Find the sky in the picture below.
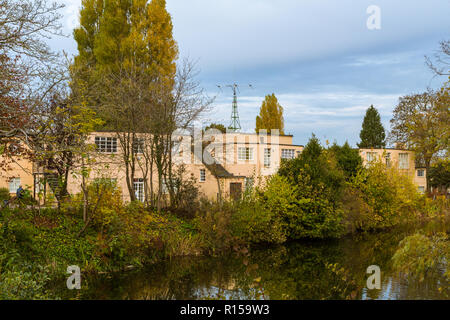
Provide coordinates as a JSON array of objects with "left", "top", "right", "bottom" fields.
[{"left": 53, "top": 0, "right": 450, "bottom": 146}]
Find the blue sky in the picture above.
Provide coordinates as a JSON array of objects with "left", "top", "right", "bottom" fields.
[{"left": 54, "top": 0, "right": 450, "bottom": 146}]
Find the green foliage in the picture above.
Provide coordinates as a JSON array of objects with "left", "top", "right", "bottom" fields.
[
  {"left": 0, "top": 187, "right": 10, "bottom": 202},
  {"left": 279, "top": 134, "right": 346, "bottom": 205},
  {"left": 232, "top": 175, "right": 293, "bottom": 244},
  {"left": 392, "top": 232, "right": 449, "bottom": 289},
  {"left": 329, "top": 141, "right": 363, "bottom": 179},
  {"left": 276, "top": 136, "right": 346, "bottom": 239},
  {"left": 255, "top": 93, "right": 284, "bottom": 134},
  {"left": 357, "top": 105, "right": 386, "bottom": 148},
  {"left": 204, "top": 123, "right": 226, "bottom": 133},
  {"left": 429, "top": 158, "right": 450, "bottom": 192},
  {"left": 194, "top": 200, "right": 236, "bottom": 253},
  {"left": 349, "top": 160, "right": 425, "bottom": 230}
]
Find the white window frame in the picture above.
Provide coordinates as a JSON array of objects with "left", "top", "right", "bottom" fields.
[
  {"left": 133, "top": 178, "right": 144, "bottom": 202},
  {"left": 399, "top": 153, "right": 409, "bottom": 169},
  {"left": 9, "top": 177, "right": 21, "bottom": 193},
  {"left": 281, "top": 149, "right": 295, "bottom": 159},
  {"left": 366, "top": 152, "right": 377, "bottom": 163},
  {"left": 417, "top": 169, "right": 424, "bottom": 177},
  {"left": 95, "top": 136, "right": 118, "bottom": 154},
  {"left": 238, "top": 147, "right": 254, "bottom": 161},
  {"left": 133, "top": 138, "right": 145, "bottom": 154},
  {"left": 200, "top": 169, "right": 206, "bottom": 182}
]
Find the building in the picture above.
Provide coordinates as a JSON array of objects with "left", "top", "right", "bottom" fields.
[
  {"left": 359, "top": 148, "right": 427, "bottom": 193},
  {"left": 64, "top": 132, "right": 304, "bottom": 202},
  {"left": 0, "top": 150, "right": 34, "bottom": 196},
  {"left": 1, "top": 135, "right": 429, "bottom": 202}
]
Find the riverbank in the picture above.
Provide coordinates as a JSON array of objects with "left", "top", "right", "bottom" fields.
[
  {"left": 1, "top": 201, "right": 449, "bottom": 300},
  {"left": 46, "top": 219, "right": 450, "bottom": 300}
]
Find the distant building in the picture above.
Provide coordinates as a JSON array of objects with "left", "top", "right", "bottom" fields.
[{"left": 359, "top": 148, "right": 427, "bottom": 193}]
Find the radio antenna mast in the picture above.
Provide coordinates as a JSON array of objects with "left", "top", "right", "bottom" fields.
[{"left": 217, "top": 83, "right": 253, "bottom": 132}]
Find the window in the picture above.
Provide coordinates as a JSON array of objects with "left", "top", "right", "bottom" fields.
[
  {"left": 9, "top": 177, "right": 20, "bottom": 193},
  {"left": 95, "top": 137, "right": 117, "bottom": 153},
  {"left": 418, "top": 186, "right": 425, "bottom": 194},
  {"left": 385, "top": 153, "right": 391, "bottom": 168},
  {"left": 417, "top": 169, "right": 424, "bottom": 177},
  {"left": 366, "top": 152, "right": 377, "bottom": 163},
  {"left": 399, "top": 153, "right": 409, "bottom": 169},
  {"left": 132, "top": 138, "right": 144, "bottom": 154},
  {"left": 200, "top": 169, "right": 206, "bottom": 182},
  {"left": 264, "top": 148, "right": 271, "bottom": 167},
  {"left": 133, "top": 178, "right": 144, "bottom": 202},
  {"left": 93, "top": 178, "right": 117, "bottom": 188},
  {"left": 238, "top": 147, "right": 253, "bottom": 161},
  {"left": 245, "top": 177, "right": 254, "bottom": 191},
  {"left": 281, "top": 149, "right": 295, "bottom": 159}
]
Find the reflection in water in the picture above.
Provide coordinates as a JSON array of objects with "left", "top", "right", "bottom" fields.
[{"left": 53, "top": 222, "right": 449, "bottom": 300}]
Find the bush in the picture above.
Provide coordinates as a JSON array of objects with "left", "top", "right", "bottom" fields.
[
  {"left": 349, "top": 160, "right": 425, "bottom": 230},
  {"left": 232, "top": 175, "right": 291, "bottom": 244},
  {"left": 0, "top": 187, "right": 10, "bottom": 202},
  {"left": 194, "top": 200, "right": 237, "bottom": 253}
]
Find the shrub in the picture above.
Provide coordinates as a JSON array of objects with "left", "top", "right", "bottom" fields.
[
  {"left": 0, "top": 187, "right": 10, "bottom": 202},
  {"left": 286, "top": 173, "right": 344, "bottom": 239},
  {"left": 349, "top": 160, "right": 425, "bottom": 230},
  {"left": 194, "top": 200, "right": 236, "bottom": 253},
  {"left": 232, "top": 175, "right": 291, "bottom": 244}
]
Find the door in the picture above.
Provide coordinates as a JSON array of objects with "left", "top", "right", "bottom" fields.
[{"left": 230, "top": 183, "right": 242, "bottom": 201}]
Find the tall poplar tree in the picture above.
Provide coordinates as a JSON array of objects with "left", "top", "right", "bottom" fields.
[
  {"left": 72, "top": 0, "right": 180, "bottom": 203},
  {"left": 255, "top": 93, "right": 284, "bottom": 134},
  {"left": 357, "top": 105, "right": 386, "bottom": 149}
]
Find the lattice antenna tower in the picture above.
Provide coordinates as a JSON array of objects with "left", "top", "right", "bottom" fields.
[{"left": 217, "top": 83, "right": 253, "bottom": 132}]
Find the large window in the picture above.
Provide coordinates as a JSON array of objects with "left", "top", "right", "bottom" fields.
[
  {"left": 385, "top": 153, "right": 391, "bottom": 168},
  {"left": 417, "top": 169, "right": 425, "bottom": 177},
  {"left": 9, "top": 177, "right": 20, "bottom": 193},
  {"left": 281, "top": 149, "right": 295, "bottom": 159},
  {"left": 133, "top": 178, "right": 144, "bottom": 202},
  {"left": 264, "top": 148, "right": 271, "bottom": 167},
  {"left": 399, "top": 153, "right": 409, "bottom": 169},
  {"left": 95, "top": 137, "right": 117, "bottom": 153},
  {"left": 366, "top": 152, "right": 377, "bottom": 163},
  {"left": 238, "top": 147, "right": 253, "bottom": 161},
  {"left": 200, "top": 169, "right": 206, "bottom": 182},
  {"left": 132, "top": 138, "right": 144, "bottom": 154}
]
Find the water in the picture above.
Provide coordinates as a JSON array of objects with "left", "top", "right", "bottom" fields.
[{"left": 54, "top": 222, "right": 449, "bottom": 300}]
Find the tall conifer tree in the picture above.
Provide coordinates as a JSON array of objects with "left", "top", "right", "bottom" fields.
[{"left": 357, "top": 105, "right": 386, "bottom": 148}]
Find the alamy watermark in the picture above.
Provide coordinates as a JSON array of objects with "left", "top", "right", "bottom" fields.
[
  {"left": 367, "top": 5, "right": 381, "bottom": 30},
  {"left": 66, "top": 265, "right": 81, "bottom": 290}
]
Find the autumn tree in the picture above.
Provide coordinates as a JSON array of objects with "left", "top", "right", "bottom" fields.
[
  {"left": 389, "top": 89, "right": 449, "bottom": 192},
  {"left": 428, "top": 159, "right": 450, "bottom": 195},
  {"left": 31, "top": 89, "right": 103, "bottom": 208},
  {"left": 0, "top": 0, "right": 65, "bottom": 143},
  {"left": 73, "top": 0, "right": 210, "bottom": 207},
  {"left": 255, "top": 93, "right": 284, "bottom": 134},
  {"left": 357, "top": 105, "right": 386, "bottom": 149}
]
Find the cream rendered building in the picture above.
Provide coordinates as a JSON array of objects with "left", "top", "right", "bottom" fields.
[
  {"left": 0, "top": 152, "right": 34, "bottom": 196},
  {"left": 63, "top": 132, "right": 304, "bottom": 202},
  {"left": 1, "top": 136, "right": 429, "bottom": 202},
  {"left": 359, "top": 148, "right": 427, "bottom": 193}
]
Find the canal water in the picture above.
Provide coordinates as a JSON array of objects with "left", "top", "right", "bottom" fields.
[{"left": 54, "top": 221, "right": 449, "bottom": 300}]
